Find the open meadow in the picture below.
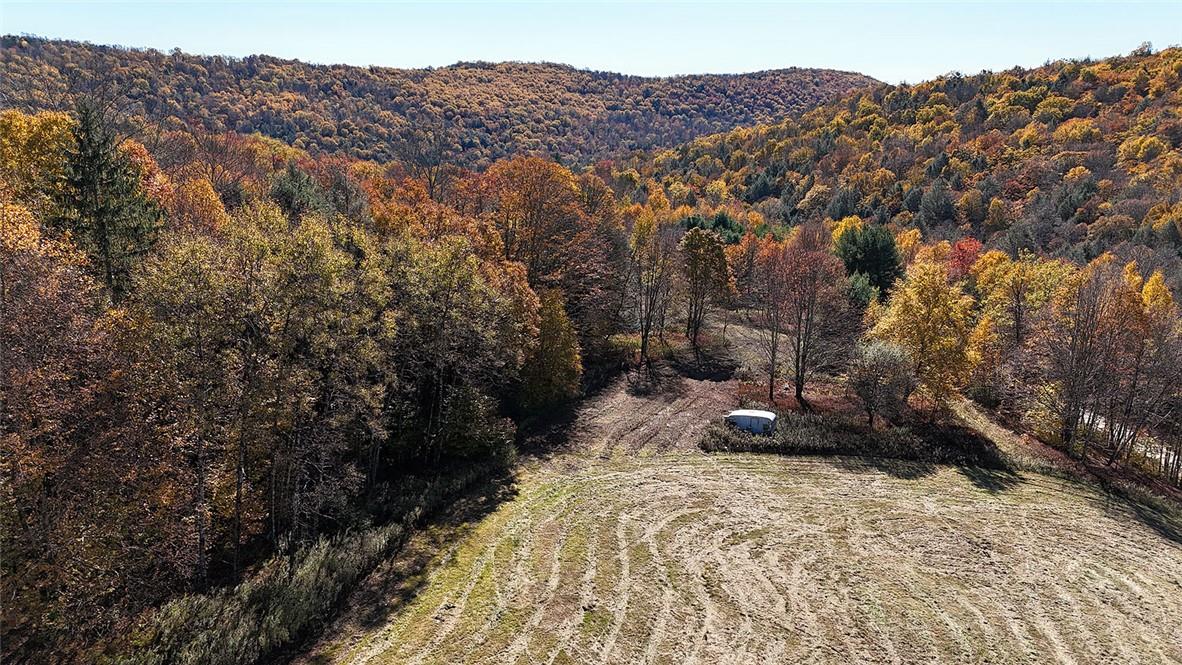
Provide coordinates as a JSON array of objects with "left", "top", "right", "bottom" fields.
[{"left": 298, "top": 374, "right": 1182, "bottom": 665}]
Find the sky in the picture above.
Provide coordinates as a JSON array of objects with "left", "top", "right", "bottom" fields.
[{"left": 2, "top": 1, "right": 1181, "bottom": 84}]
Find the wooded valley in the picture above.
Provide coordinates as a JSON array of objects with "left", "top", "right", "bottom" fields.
[{"left": 2, "top": 35, "right": 1181, "bottom": 665}]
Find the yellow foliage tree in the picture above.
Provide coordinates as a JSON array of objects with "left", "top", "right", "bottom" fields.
[
  {"left": 705, "top": 178, "right": 728, "bottom": 205},
  {"left": 971, "top": 249, "right": 1074, "bottom": 350},
  {"left": 1142, "top": 269, "right": 1175, "bottom": 320},
  {"left": 646, "top": 181, "right": 671, "bottom": 212},
  {"left": 985, "top": 198, "right": 1011, "bottom": 233},
  {"left": 894, "top": 227, "right": 923, "bottom": 264},
  {"left": 519, "top": 289, "right": 583, "bottom": 409},
  {"left": 913, "top": 240, "right": 952, "bottom": 266},
  {"left": 830, "top": 215, "right": 863, "bottom": 247},
  {"left": 872, "top": 258, "right": 975, "bottom": 403},
  {"left": 0, "top": 109, "right": 74, "bottom": 217},
  {"left": 170, "top": 176, "right": 231, "bottom": 232}
]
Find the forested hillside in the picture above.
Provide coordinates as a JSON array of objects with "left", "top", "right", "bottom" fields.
[
  {"left": 0, "top": 35, "right": 876, "bottom": 166},
  {"left": 3, "top": 38, "right": 1182, "bottom": 665},
  {"left": 633, "top": 44, "right": 1182, "bottom": 291},
  {"left": 1, "top": 95, "right": 643, "bottom": 660}
]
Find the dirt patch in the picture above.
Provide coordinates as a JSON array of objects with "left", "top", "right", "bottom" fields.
[{"left": 521, "top": 367, "right": 740, "bottom": 464}]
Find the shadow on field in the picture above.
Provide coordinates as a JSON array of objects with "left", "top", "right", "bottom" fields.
[
  {"left": 516, "top": 400, "right": 583, "bottom": 460},
  {"left": 704, "top": 407, "right": 1031, "bottom": 492},
  {"left": 829, "top": 455, "right": 938, "bottom": 480},
  {"left": 957, "top": 466, "right": 1025, "bottom": 492},
  {"left": 293, "top": 473, "right": 518, "bottom": 665},
  {"left": 827, "top": 456, "right": 1025, "bottom": 491},
  {"left": 373, "top": 473, "right": 516, "bottom": 629},
  {"left": 626, "top": 335, "right": 739, "bottom": 396},
  {"left": 626, "top": 363, "right": 688, "bottom": 397},
  {"left": 1090, "top": 483, "right": 1182, "bottom": 546},
  {"left": 668, "top": 342, "right": 740, "bottom": 381},
  {"left": 1128, "top": 502, "right": 1182, "bottom": 545}
]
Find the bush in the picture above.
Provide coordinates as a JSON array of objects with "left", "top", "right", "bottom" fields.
[
  {"left": 700, "top": 410, "right": 1009, "bottom": 469},
  {"left": 847, "top": 341, "right": 916, "bottom": 426},
  {"left": 440, "top": 387, "right": 518, "bottom": 467}
]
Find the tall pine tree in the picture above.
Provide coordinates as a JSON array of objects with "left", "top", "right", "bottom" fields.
[{"left": 52, "top": 99, "right": 159, "bottom": 300}]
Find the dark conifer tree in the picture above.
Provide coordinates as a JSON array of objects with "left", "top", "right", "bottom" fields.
[
  {"left": 918, "top": 178, "right": 956, "bottom": 227},
  {"left": 52, "top": 99, "right": 160, "bottom": 300},
  {"left": 834, "top": 224, "right": 903, "bottom": 296}
]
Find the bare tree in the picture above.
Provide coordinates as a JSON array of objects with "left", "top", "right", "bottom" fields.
[
  {"left": 1094, "top": 272, "right": 1181, "bottom": 465},
  {"left": 199, "top": 129, "right": 263, "bottom": 202},
  {"left": 848, "top": 341, "right": 916, "bottom": 428},
  {"left": 1029, "top": 260, "right": 1181, "bottom": 463},
  {"left": 393, "top": 117, "right": 458, "bottom": 202},
  {"left": 1030, "top": 263, "right": 1115, "bottom": 454},
  {"left": 747, "top": 238, "right": 791, "bottom": 403},
  {"left": 631, "top": 213, "right": 678, "bottom": 363},
  {"left": 781, "top": 225, "right": 856, "bottom": 405}
]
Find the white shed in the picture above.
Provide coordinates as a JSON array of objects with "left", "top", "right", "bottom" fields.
[{"left": 724, "top": 409, "right": 777, "bottom": 435}]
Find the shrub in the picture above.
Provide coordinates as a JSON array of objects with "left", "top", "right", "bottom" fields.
[
  {"left": 700, "top": 409, "right": 1010, "bottom": 469},
  {"left": 847, "top": 341, "right": 916, "bottom": 427},
  {"left": 440, "top": 388, "right": 518, "bottom": 467}
]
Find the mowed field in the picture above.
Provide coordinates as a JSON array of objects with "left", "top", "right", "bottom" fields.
[{"left": 298, "top": 375, "right": 1182, "bottom": 665}]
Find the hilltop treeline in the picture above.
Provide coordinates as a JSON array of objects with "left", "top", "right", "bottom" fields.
[
  {"left": 633, "top": 44, "right": 1182, "bottom": 291},
  {"left": 0, "top": 35, "right": 876, "bottom": 167}
]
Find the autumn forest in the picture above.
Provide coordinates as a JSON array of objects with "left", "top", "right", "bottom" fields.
[{"left": 3, "top": 32, "right": 1182, "bottom": 665}]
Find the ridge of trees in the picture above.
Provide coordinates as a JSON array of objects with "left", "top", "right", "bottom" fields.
[{"left": 0, "top": 35, "right": 877, "bottom": 168}]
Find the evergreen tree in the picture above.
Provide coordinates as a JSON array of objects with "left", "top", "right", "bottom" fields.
[
  {"left": 826, "top": 184, "right": 862, "bottom": 220},
  {"left": 52, "top": 99, "right": 159, "bottom": 300},
  {"left": 903, "top": 185, "right": 924, "bottom": 213},
  {"left": 271, "top": 161, "right": 330, "bottom": 221},
  {"left": 834, "top": 224, "right": 903, "bottom": 296},
  {"left": 743, "top": 170, "right": 776, "bottom": 203}
]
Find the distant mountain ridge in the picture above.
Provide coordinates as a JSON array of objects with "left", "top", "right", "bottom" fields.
[{"left": 0, "top": 35, "right": 878, "bottom": 167}]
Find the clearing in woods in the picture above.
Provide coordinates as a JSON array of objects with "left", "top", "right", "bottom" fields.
[{"left": 297, "top": 371, "right": 1182, "bottom": 664}]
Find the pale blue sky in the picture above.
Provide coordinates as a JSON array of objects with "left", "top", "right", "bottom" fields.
[{"left": 2, "top": 1, "right": 1180, "bottom": 83}]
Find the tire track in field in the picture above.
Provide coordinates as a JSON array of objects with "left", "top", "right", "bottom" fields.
[
  {"left": 400, "top": 492, "right": 558, "bottom": 665},
  {"left": 593, "top": 508, "right": 634, "bottom": 664},
  {"left": 541, "top": 503, "right": 599, "bottom": 665},
  {"left": 299, "top": 375, "right": 1182, "bottom": 665}
]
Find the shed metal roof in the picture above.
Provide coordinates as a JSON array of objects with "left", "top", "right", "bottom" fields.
[{"left": 725, "top": 409, "right": 777, "bottom": 420}]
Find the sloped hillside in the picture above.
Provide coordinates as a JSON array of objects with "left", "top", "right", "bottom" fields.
[
  {"left": 0, "top": 35, "right": 877, "bottom": 167},
  {"left": 639, "top": 45, "right": 1182, "bottom": 288}
]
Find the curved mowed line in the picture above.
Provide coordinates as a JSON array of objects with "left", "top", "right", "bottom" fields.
[{"left": 331, "top": 455, "right": 1182, "bottom": 664}]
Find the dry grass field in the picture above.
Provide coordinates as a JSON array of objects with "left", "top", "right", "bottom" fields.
[{"left": 297, "top": 374, "right": 1182, "bottom": 665}]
